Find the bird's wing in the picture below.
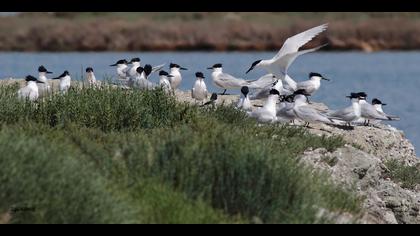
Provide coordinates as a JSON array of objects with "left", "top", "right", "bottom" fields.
[
  {"left": 296, "top": 80, "right": 315, "bottom": 91},
  {"left": 328, "top": 106, "right": 353, "bottom": 118},
  {"left": 276, "top": 44, "right": 327, "bottom": 74},
  {"left": 218, "top": 73, "right": 249, "bottom": 87},
  {"left": 247, "top": 73, "right": 276, "bottom": 89},
  {"left": 273, "top": 23, "right": 328, "bottom": 61},
  {"left": 152, "top": 64, "right": 166, "bottom": 73},
  {"left": 297, "top": 106, "right": 332, "bottom": 123},
  {"left": 362, "top": 105, "right": 389, "bottom": 120}
]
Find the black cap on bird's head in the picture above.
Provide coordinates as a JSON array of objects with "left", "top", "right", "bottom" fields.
[
  {"left": 285, "top": 95, "right": 295, "bottom": 103},
  {"left": 26, "top": 75, "right": 44, "bottom": 83},
  {"left": 38, "top": 65, "right": 53, "bottom": 74},
  {"left": 195, "top": 72, "right": 205, "bottom": 79},
  {"left": 357, "top": 92, "right": 367, "bottom": 100},
  {"left": 52, "top": 70, "right": 70, "bottom": 79},
  {"left": 143, "top": 64, "right": 153, "bottom": 77},
  {"left": 246, "top": 60, "right": 262, "bottom": 74},
  {"left": 309, "top": 72, "right": 329, "bottom": 81},
  {"left": 241, "top": 86, "right": 249, "bottom": 96},
  {"left": 372, "top": 98, "right": 387, "bottom": 106},
  {"left": 86, "top": 67, "right": 94, "bottom": 73},
  {"left": 136, "top": 66, "right": 144, "bottom": 74},
  {"left": 170, "top": 63, "right": 188, "bottom": 70},
  {"left": 159, "top": 70, "right": 174, "bottom": 77},
  {"left": 207, "top": 63, "right": 222, "bottom": 70},
  {"left": 269, "top": 89, "right": 280, "bottom": 96},
  {"left": 293, "top": 89, "right": 311, "bottom": 96},
  {"left": 110, "top": 59, "right": 128, "bottom": 67},
  {"left": 346, "top": 92, "right": 360, "bottom": 99},
  {"left": 129, "top": 58, "right": 140, "bottom": 63}
]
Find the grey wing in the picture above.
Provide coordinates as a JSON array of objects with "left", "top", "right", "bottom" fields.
[
  {"left": 219, "top": 73, "right": 249, "bottom": 87},
  {"left": 298, "top": 106, "right": 332, "bottom": 123},
  {"left": 362, "top": 105, "right": 389, "bottom": 120},
  {"left": 328, "top": 106, "right": 353, "bottom": 118},
  {"left": 152, "top": 64, "right": 165, "bottom": 73},
  {"left": 247, "top": 73, "right": 275, "bottom": 89}
]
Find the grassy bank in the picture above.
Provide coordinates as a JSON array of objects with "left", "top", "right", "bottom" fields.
[
  {"left": 1, "top": 12, "right": 420, "bottom": 51},
  {"left": 0, "top": 84, "right": 361, "bottom": 223}
]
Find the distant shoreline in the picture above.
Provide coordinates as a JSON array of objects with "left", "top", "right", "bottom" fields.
[{"left": 2, "top": 13, "right": 420, "bottom": 52}]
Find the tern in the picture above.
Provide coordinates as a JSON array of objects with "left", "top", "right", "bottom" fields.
[
  {"left": 169, "top": 63, "right": 188, "bottom": 92},
  {"left": 245, "top": 23, "right": 328, "bottom": 91},
  {"left": 208, "top": 63, "right": 251, "bottom": 95},
  {"left": 236, "top": 86, "right": 252, "bottom": 112},
  {"left": 247, "top": 89, "right": 280, "bottom": 123},
  {"left": 52, "top": 70, "right": 71, "bottom": 93},
  {"left": 191, "top": 72, "right": 208, "bottom": 103},
  {"left": 37, "top": 65, "right": 53, "bottom": 98},
  {"left": 17, "top": 75, "right": 45, "bottom": 101}
]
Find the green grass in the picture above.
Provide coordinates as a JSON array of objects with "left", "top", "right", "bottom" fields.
[
  {"left": 0, "top": 84, "right": 361, "bottom": 223},
  {"left": 385, "top": 159, "right": 420, "bottom": 190}
]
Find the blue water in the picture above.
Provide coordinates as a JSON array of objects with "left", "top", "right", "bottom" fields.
[{"left": 0, "top": 51, "right": 419, "bottom": 153}]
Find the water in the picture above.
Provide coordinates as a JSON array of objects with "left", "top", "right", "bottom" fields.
[{"left": 0, "top": 51, "right": 419, "bottom": 153}]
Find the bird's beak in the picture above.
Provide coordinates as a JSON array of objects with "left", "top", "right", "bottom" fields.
[
  {"left": 322, "top": 77, "right": 330, "bottom": 81},
  {"left": 207, "top": 67, "right": 213, "bottom": 70},
  {"left": 180, "top": 67, "right": 188, "bottom": 70},
  {"left": 36, "top": 80, "right": 45, "bottom": 84},
  {"left": 167, "top": 75, "right": 174, "bottom": 78},
  {"left": 346, "top": 96, "right": 351, "bottom": 98},
  {"left": 47, "top": 71, "right": 53, "bottom": 74},
  {"left": 245, "top": 66, "right": 254, "bottom": 74},
  {"left": 382, "top": 103, "right": 387, "bottom": 106},
  {"left": 127, "top": 62, "right": 133, "bottom": 64},
  {"left": 110, "top": 64, "right": 117, "bottom": 67}
]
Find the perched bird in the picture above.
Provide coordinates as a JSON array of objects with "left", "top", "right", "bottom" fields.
[
  {"left": 291, "top": 89, "right": 334, "bottom": 126},
  {"left": 169, "top": 63, "right": 188, "bottom": 92},
  {"left": 236, "top": 86, "right": 252, "bottom": 111},
  {"left": 37, "top": 65, "right": 53, "bottom": 98},
  {"left": 327, "top": 93, "right": 362, "bottom": 126},
  {"left": 110, "top": 59, "right": 130, "bottom": 80},
  {"left": 128, "top": 57, "right": 141, "bottom": 78},
  {"left": 158, "top": 70, "right": 173, "bottom": 94},
  {"left": 245, "top": 23, "right": 328, "bottom": 91},
  {"left": 357, "top": 92, "right": 394, "bottom": 124},
  {"left": 191, "top": 72, "right": 208, "bottom": 104},
  {"left": 85, "top": 67, "right": 97, "bottom": 86},
  {"left": 18, "top": 75, "right": 45, "bottom": 101},
  {"left": 52, "top": 70, "right": 71, "bottom": 93},
  {"left": 277, "top": 94, "right": 297, "bottom": 123},
  {"left": 132, "top": 65, "right": 155, "bottom": 90},
  {"left": 208, "top": 63, "right": 251, "bottom": 95},
  {"left": 294, "top": 72, "right": 330, "bottom": 95},
  {"left": 372, "top": 98, "right": 400, "bottom": 121},
  {"left": 247, "top": 89, "right": 280, "bottom": 123}
]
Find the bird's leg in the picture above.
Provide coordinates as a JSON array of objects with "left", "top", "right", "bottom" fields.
[{"left": 219, "top": 89, "right": 227, "bottom": 95}]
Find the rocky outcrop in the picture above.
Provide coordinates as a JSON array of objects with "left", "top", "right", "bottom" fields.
[{"left": 2, "top": 80, "right": 419, "bottom": 224}]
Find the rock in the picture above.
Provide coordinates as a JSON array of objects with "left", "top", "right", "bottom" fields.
[{"left": 0, "top": 212, "right": 11, "bottom": 224}]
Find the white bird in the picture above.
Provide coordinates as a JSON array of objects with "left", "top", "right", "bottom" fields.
[
  {"left": 371, "top": 98, "right": 400, "bottom": 121},
  {"left": 132, "top": 65, "right": 156, "bottom": 90},
  {"left": 327, "top": 93, "right": 362, "bottom": 126},
  {"left": 191, "top": 72, "right": 208, "bottom": 103},
  {"left": 169, "top": 63, "right": 188, "bottom": 92},
  {"left": 236, "top": 86, "right": 252, "bottom": 111},
  {"left": 158, "top": 70, "right": 173, "bottom": 94},
  {"left": 18, "top": 75, "right": 45, "bottom": 101},
  {"left": 245, "top": 23, "right": 329, "bottom": 91},
  {"left": 276, "top": 95, "right": 297, "bottom": 122},
  {"left": 247, "top": 89, "right": 280, "bottom": 123},
  {"left": 52, "top": 70, "right": 71, "bottom": 94},
  {"left": 357, "top": 92, "right": 394, "bottom": 124},
  {"left": 85, "top": 67, "right": 97, "bottom": 86},
  {"left": 207, "top": 63, "right": 251, "bottom": 95},
  {"left": 110, "top": 59, "right": 130, "bottom": 80},
  {"left": 294, "top": 72, "right": 330, "bottom": 95},
  {"left": 37, "top": 65, "right": 52, "bottom": 98},
  {"left": 127, "top": 58, "right": 141, "bottom": 79},
  {"left": 292, "top": 90, "right": 334, "bottom": 126}
]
